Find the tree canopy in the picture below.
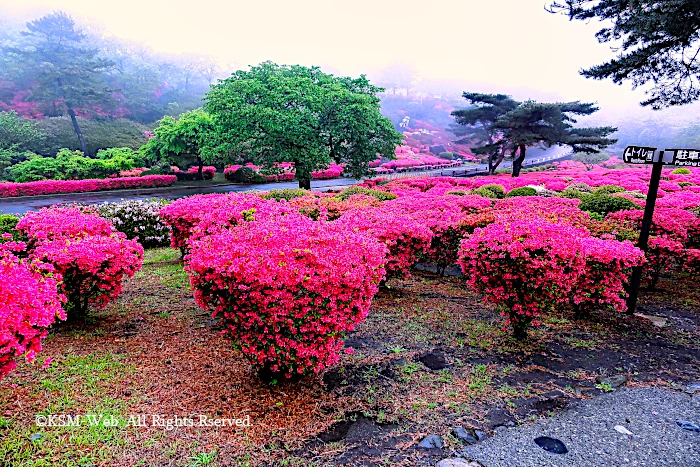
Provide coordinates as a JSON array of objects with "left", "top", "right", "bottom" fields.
[
  {"left": 204, "top": 62, "right": 401, "bottom": 189},
  {"left": 451, "top": 93, "right": 520, "bottom": 174},
  {"left": 140, "top": 109, "right": 215, "bottom": 177},
  {"left": 0, "top": 111, "right": 43, "bottom": 175},
  {"left": 548, "top": 0, "right": 700, "bottom": 109},
  {"left": 4, "top": 12, "right": 115, "bottom": 154},
  {"left": 451, "top": 93, "right": 617, "bottom": 176}
]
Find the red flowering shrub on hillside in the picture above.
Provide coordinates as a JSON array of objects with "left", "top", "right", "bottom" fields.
[
  {"left": 32, "top": 234, "right": 144, "bottom": 318},
  {"left": 0, "top": 175, "right": 177, "bottom": 198},
  {"left": 335, "top": 206, "right": 433, "bottom": 278},
  {"left": 186, "top": 214, "right": 387, "bottom": 378},
  {"left": 0, "top": 243, "right": 65, "bottom": 378}
]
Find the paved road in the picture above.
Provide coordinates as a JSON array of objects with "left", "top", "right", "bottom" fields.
[
  {"left": 0, "top": 146, "right": 570, "bottom": 214},
  {"left": 458, "top": 387, "right": 700, "bottom": 467}
]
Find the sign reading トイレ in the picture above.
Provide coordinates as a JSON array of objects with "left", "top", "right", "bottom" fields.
[{"left": 622, "top": 146, "right": 657, "bottom": 164}]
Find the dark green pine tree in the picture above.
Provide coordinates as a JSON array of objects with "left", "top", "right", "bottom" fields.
[
  {"left": 496, "top": 100, "right": 618, "bottom": 176},
  {"left": 450, "top": 93, "right": 520, "bottom": 174},
  {"left": 6, "top": 12, "right": 114, "bottom": 154},
  {"left": 452, "top": 94, "right": 617, "bottom": 177},
  {"left": 548, "top": 0, "right": 700, "bottom": 109}
]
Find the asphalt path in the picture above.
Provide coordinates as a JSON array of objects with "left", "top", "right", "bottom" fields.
[
  {"left": 458, "top": 387, "right": 700, "bottom": 467},
  {"left": 0, "top": 146, "right": 570, "bottom": 214}
]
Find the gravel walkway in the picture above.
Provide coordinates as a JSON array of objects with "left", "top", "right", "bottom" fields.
[{"left": 458, "top": 387, "right": 700, "bottom": 467}]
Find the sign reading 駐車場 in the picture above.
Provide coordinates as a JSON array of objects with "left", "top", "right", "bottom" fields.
[{"left": 667, "top": 148, "right": 700, "bottom": 167}]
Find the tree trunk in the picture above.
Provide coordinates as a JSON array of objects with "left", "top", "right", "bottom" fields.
[
  {"left": 66, "top": 104, "right": 89, "bottom": 155},
  {"left": 512, "top": 145, "right": 526, "bottom": 177},
  {"left": 197, "top": 157, "right": 204, "bottom": 180},
  {"left": 489, "top": 147, "right": 507, "bottom": 175},
  {"left": 298, "top": 178, "right": 311, "bottom": 190}
]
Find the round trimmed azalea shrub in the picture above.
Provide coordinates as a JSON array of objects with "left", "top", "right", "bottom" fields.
[
  {"left": 459, "top": 220, "right": 587, "bottom": 339},
  {"left": 16, "top": 206, "right": 115, "bottom": 246},
  {"left": 335, "top": 206, "right": 433, "bottom": 278},
  {"left": 32, "top": 234, "right": 144, "bottom": 319},
  {"left": 159, "top": 193, "right": 280, "bottom": 253},
  {"left": 0, "top": 243, "right": 65, "bottom": 378},
  {"left": 186, "top": 214, "right": 388, "bottom": 378},
  {"left": 569, "top": 237, "right": 645, "bottom": 318}
]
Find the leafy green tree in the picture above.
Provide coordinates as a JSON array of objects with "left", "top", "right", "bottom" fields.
[
  {"left": 205, "top": 62, "right": 401, "bottom": 189},
  {"left": 451, "top": 93, "right": 520, "bottom": 174},
  {"left": 548, "top": 0, "right": 700, "bottom": 108},
  {"left": 5, "top": 12, "right": 114, "bottom": 154},
  {"left": 572, "top": 151, "right": 610, "bottom": 170},
  {"left": 0, "top": 111, "right": 43, "bottom": 175},
  {"left": 140, "top": 109, "right": 215, "bottom": 178}
]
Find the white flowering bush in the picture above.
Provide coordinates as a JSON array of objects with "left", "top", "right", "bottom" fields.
[{"left": 97, "top": 199, "right": 172, "bottom": 248}]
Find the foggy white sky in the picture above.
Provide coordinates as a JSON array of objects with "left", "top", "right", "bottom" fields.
[{"left": 1, "top": 0, "right": 696, "bottom": 119}]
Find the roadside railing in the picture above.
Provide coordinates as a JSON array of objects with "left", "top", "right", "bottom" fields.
[{"left": 377, "top": 152, "right": 569, "bottom": 180}]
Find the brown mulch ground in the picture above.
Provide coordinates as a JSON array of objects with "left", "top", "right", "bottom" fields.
[{"left": 1, "top": 248, "right": 698, "bottom": 467}]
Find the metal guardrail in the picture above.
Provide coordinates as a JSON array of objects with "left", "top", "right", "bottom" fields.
[{"left": 378, "top": 153, "right": 566, "bottom": 180}]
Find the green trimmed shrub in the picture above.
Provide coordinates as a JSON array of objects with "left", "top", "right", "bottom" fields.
[
  {"left": 338, "top": 186, "right": 397, "bottom": 201},
  {"left": 261, "top": 189, "right": 309, "bottom": 201},
  {"left": 579, "top": 194, "right": 639, "bottom": 216},
  {"left": 140, "top": 167, "right": 165, "bottom": 176},
  {"left": 559, "top": 188, "right": 592, "bottom": 200},
  {"left": 471, "top": 187, "right": 499, "bottom": 199},
  {"left": 438, "top": 151, "right": 454, "bottom": 160},
  {"left": 0, "top": 214, "right": 24, "bottom": 243},
  {"left": 592, "top": 184, "right": 626, "bottom": 195},
  {"left": 480, "top": 184, "right": 506, "bottom": 199},
  {"left": 228, "top": 166, "right": 266, "bottom": 183},
  {"left": 671, "top": 168, "right": 691, "bottom": 175},
  {"left": 446, "top": 190, "right": 468, "bottom": 196},
  {"left": 506, "top": 186, "right": 537, "bottom": 197}
]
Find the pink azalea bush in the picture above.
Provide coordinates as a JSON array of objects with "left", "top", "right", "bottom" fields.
[
  {"left": 186, "top": 166, "right": 217, "bottom": 179},
  {"left": 0, "top": 175, "right": 177, "bottom": 198},
  {"left": 17, "top": 207, "right": 144, "bottom": 319},
  {"left": 335, "top": 206, "right": 433, "bottom": 278},
  {"left": 159, "top": 193, "right": 284, "bottom": 253},
  {"left": 0, "top": 242, "right": 65, "bottom": 379},
  {"left": 569, "top": 237, "right": 645, "bottom": 318},
  {"left": 186, "top": 213, "right": 387, "bottom": 378},
  {"left": 32, "top": 234, "right": 143, "bottom": 318},
  {"left": 387, "top": 193, "right": 492, "bottom": 273},
  {"left": 17, "top": 207, "right": 115, "bottom": 246},
  {"left": 458, "top": 219, "right": 644, "bottom": 338}
]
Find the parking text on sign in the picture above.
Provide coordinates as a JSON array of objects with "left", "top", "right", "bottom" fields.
[{"left": 669, "top": 148, "right": 700, "bottom": 167}]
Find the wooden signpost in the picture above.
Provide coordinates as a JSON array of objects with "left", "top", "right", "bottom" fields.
[{"left": 623, "top": 145, "right": 700, "bottom": 314}]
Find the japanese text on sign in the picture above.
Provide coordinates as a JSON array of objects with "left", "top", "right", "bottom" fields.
[{"left": 623, "top": 146, "right": 657, "bottom": 164}]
